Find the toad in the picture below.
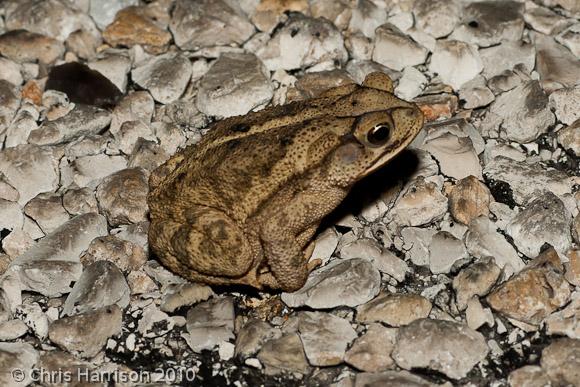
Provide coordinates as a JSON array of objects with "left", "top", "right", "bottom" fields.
[{"left": 148, "top": 72, "right": 424, "bottom": 292}]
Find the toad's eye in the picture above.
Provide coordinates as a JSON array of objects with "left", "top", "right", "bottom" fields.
[{"left": 367, "top": 123, "right": 391, "bottom": 145}]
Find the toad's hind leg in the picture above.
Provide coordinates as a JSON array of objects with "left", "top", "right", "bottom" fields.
[{"left": 149, "top": 208, "right": 255, "bottom": 282}]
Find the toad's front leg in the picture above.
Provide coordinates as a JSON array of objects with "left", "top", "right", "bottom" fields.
[{"left": 259, "top": 187, "right": 346, "bottom": 292}]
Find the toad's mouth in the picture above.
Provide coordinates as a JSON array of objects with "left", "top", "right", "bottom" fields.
[{"left": 359, "top": 137, "right": 409, "bottom": 178}]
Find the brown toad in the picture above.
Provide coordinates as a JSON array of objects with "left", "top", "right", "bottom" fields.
[{"left": 148, "top": 72, "right": 424, "bottom": 292}]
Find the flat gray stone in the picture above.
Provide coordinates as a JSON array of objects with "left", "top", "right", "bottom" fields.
[
  {"left": 422, "top": 133, "right": 482, "bottom": 179},
  {"left": 48, "top": 305, "right": 123, "bottom": 358},
  {"left": 556, "top": 23, "right": 580, "bottom": 58},
  {"left": 64, "top": 154, "right": 128, "bottom": 189},
  {"left": 453, "top": 256, "right": 501, "bottom": 310},
  {"left": 235, "top": 318, "right": 282, "bottom": 360},
  {"left": 485, "top": 80, "right": 554, "bottom": 143},
  {"left": 5, "top": 0, "right": 99, "bottom": 41},
  {"left": 184, "top": 297, "right": 235, "bottom": 353},
  {"left": 257, "top": 13, "right": 347, "bottom": 71},
  {"left": 288, "top": 311, "right": 357, "bottom": 366},
  {"left": 114, "top": 121, "right": 156, "bottom": 155},
  {"left": 281, "top": 258, "right": 380, "bottom": 309},
  {"left": 6, "top": 213, "right": 108, "bottom": 297},
  {"left": 4, "top": 104, "right": 39, "bottom": 148},
  {"left": 373, "top": 24, "right": 428, "bottom": 71},
  {"left": 109, "top": 91, "right": 155, "bottom": 135},
  {"left": 65, "top": 29, "right": 100, "bottom": 61},
  {"left": 23, "top": 193, "right": 70, "bottom": 234},
  {"left": 348, "top": 1, "right": 387, "bottom": 39},
  {"left": 132, "top": 52, "right": 192, "bottom": 104},
  {"left": 459, "top": 75, "right": 495, "bottom": 109},
  {"left": 549, "top": 86, "right": 580, "bottom": 125},
  {"left": 399, "top": 227, "right": 437, "bottom": 267},
  {"left": 160, "top": 282, "right": 214, "bottom": 313},
  {"left": 88, "top": 52, "right": 132, "bottom": 93},
  {"left": 0, "top": 199, "right": 23, "bottom": 232},
  {"left": 391, "top": 177, "right": 448, "bottom": 227},
  {"left": 0, "top": 319, "right": 28, "bottom": 341},
  {"left": 524, "top": 5, "right": 573, "bottom": 36},
  {"left": 196, "top": 53, "right": 273, "bottom": 118},
  {"left": 345, "top": 324, "right": 397, "bottom": 372},
  {"left": 257, "top": 333, "right": 310, "bottom": 375},
  {"left": 0, "top": 342, "right": 39, "bottom": 387},
  {"left": 395, "top": 66, "right": 427, "bottom": 100},
  {"left": 0, "top": 144, "right": 59, "bottom": 205},
  {"left": 464, "top": 216, "right": 524, "bottom": 273},
  {"left": 63, "top": 133, "right": 109, "bottom": 158},
  {"left": 480, "top": 40, "right": 536, "bottom": 79},
  {"left": 354, "top": 370, "right": 435, "bottom": 387},
  {"left": 450, "top": 1, "right": 524, "bottom": 47},
  {"left": 392, "top": 318, "right": 489, "bottom": 379},
  {"left": 535, "top": 33, "right": 580, "bottom": 91},
  {"left": 170, "top": 0, "right": 254, "bottom": 50},
  {"left": 14, "top": 302, "right": 48, "bottom": 340},
  {"left": 62, "top": 187, "right": 98, "bottom": 216},
  {"left": 137, "top": 302, "right": 175, "bottom": 338},
  {"left": 483, "top": 156, "right": 574, "bottom": 205},
  {"left": 63, "top": 260, "right": 130, "bottom": 316},
  {"left": 507, "top": 192, "right": 573, "bottom": 258},
  {"left": 545, "top": 291, "right": 580, "bottom": 339},
  {"left": 429, "top": 40, "right": 483, "bottom": 90},
  {"left": 413, "top": 0, "right": 461, "bottom": 38},
  {"left": 0, "top": 80, "right": 20, "bottom": 135},
  {"left": 28, "top": 105, "right": 111, "bottom": 145},
  {"left": 428, "top": 231, "right": 469, "bottom": 274}
]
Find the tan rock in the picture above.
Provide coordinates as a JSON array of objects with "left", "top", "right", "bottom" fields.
[
  {"left": 127, "top": 270, "right": 158, "bottom": 295},
  {"left": 415, "top": 93, "right": 458, "bottom": 122},
  {"left": 103, "top": 6, "right": 171, "bottom": 54},
  {"left": 0, "top": 254, "right": 12, "bottom": 275},
  {"left": 257, "top": 333, "right": 310, "bottom": 375},
  {"left": 21, "top": 80, "right": 43, "bottom": 106},
  {"left": 252, "top": 0, "right": 309, "bottom": 32},
  {"left": 80, "top": 235, "right": 147, "bottom": 273},
  {"left": 573, "top": 212, "right": 580, "bottom": 243},
  {"left": 345, "top": 324, "right": 397, "bottom": 372},
  {"left": 448, "top": 175, "right": 492, "bottom": 225},
  {"left": 508, "top": 365, "right": 551, "bottom": 387},
  {"left": 95, "top": 167, "right": 149, "bottom": 226},
  {"left": 392, "top": 318, "right": 489, "bottom": 380},
  {"left": 541, "top": 338, "right": 580, "bottom": 386},
  {"left": 294, "top": 69, "right": 354, "bottom": 99},
  {"left": 564, "top": 249, "right": 580, "bottom": 286},
  {"left": 38, "top": 350, "right": 98, "bottom": 386},
  {"left": 48, "top": 305, "right": 123, "bottom": 358},
  {"left": 356, "top": 292, "right": 432, "bottom": 327},
  {"left": 0, "top": 30, "right": 64, "bottom": 64},
  {"left": 545, "top": 291, "right": 580, "bottom": 339},
  {"left": 65, "top": 29, "right": 101, "bottom": 60},
  {"left": 486, "top": 247, "right": 571, "bottom": 325}
]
